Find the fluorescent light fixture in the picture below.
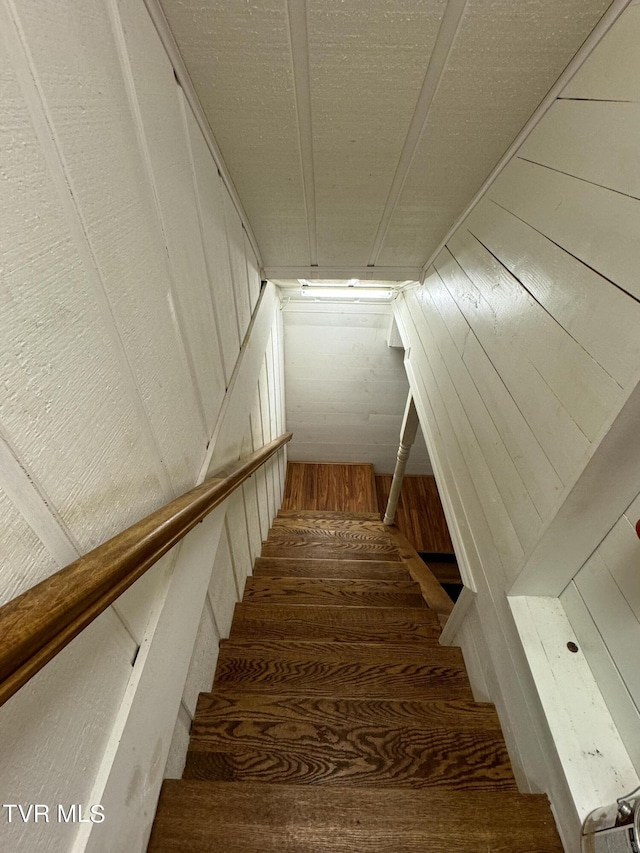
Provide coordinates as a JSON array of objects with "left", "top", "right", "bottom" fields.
[{"left": 300, "top": 287, "right": 393, "bottom": 301}]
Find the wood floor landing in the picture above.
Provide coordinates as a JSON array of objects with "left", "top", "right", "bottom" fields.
[
  {"left": 282, "top": 462, "right": 378, "bottom": 514},
  {"left": 148, "top": 508, "right": 563, "bottom": 852}
]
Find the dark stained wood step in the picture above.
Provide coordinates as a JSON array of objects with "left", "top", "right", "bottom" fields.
[
  {"left": 229, "top": 604, "right": 440, "bottom": 644},
  {"left": 253, "top": 557, "right": 409, "bottom": 580},
  {"left": 272, "top": 516, "right": 388, "bottom": 534},
  {"left": 214, "top": 640, "right": 473, "bottom": 700},
  {"left": 261, "top": 538, "right": 401, "bottom": 561},
  {"left": 267, "top": 526, "right": 392, "bottom": 544},
  {"left": 242, "top": 577, "right": 426, "bottom": 608},
  {"left": 184, "top": 692, "right": 516, "bottom": 790},
  {"left": 149, "top": 782, "right": 563, "bottom": 853},
  {"left": 277, "top": 509, "right": 381, "bottom": 521}
]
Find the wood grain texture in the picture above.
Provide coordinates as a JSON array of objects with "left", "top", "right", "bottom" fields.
[
  {"left": 253, "top": 557, "right": 410, "bottom": 580},
  {"left": 229, "top": 604, "right": 440, "bottom": 644},
  {"left": 272, "top": 516, "right": 387, "bottom": 534},
  {"left": 0, "top": 434, "right": 291, "bottom": 708},
  {"left": 386, "top": 527, "right": 454, "bottom": 617},
  {"left": 267, "top": 524, "right": 389, "bottom": 542},
  {"left": 185, "top": 692, "right": 515, "bottom": 790},
  {"left": 261, "top": 538, "right": 401, "bottom": 561},
  {"left": 214, "top": 639, "right": 473, "bottom": 699},
  {"left": 148, "top": 782, "right": 563, "bottom": 853},
  {"left": 375, "top": 475, "right": 454, "bottom": 553},
  {"left": 282, "top": 462, "right": 378, "bottom": 513},
  {"left": 150, "top": 506, "right": 561, "bottom": 850},
  {"left": 243, "top": 577, "right": 425, "bottom": 608}
]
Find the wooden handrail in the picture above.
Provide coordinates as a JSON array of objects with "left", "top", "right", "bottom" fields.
[{"left": 0, "top": 432, "right": 292, "bottom": 708}]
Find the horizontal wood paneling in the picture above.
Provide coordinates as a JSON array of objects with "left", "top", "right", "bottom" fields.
[
  {"left": 284, "top": 303, "right": 431, "bottom": 473},
  {"left": 397, "top": 3, "right": 640, "bottom": 842}
]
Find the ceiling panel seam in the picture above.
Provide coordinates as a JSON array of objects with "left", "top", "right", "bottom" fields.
[
  {"left": 416, "top": 0, "right": 633, "bottom": 283},
  {"left": 286, "top": 0, "right": 318, "bottom": 267},
  {"left": 367, "top": 0, "right": 469, "bottom": 268},
  {"left": 264, "top": 266, "right": 422, "bottom": 281},
  {"left": 142, "top": 0, "right": 264, "bottom": 268}
]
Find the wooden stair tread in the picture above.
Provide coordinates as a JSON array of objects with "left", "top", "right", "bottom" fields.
[
  {"left": 229, "top": 604, "right": 440, "bottom": 643},
  {"left": 242, "top": 577, "right": 426, "bottom": 608},
  {"left": 149, "top": 782, "right": 562, "bottom": 852},
  {"left": 192, "top": 691, "right": 504, "bottom": 732},
  {"left": 267, "top": 527, "right": 391, "bottom": 543},
  {"left": 277, "top": 509, "right": 381, "bottom": 521},
  {"left": 215, "top": 639, "right": 473, "bottom": 699},
  {"left": 148, "top": 496, "right": 562, "bottom": 852},
  {"left": 185, "top": 692, "right": 515, "bottom": 789},
  {"left": 272, "top": 516, "right": 388, "bottom": 534},
  {"left": 261, "top": 539, "right": 401, "bottom": 561},
  {"left": 253, "top": 557, "right": 409, "bottom": 580}
]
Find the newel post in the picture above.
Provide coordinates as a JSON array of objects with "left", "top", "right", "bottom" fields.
[{"left": 383, "top": 393, "right": 419, "bottom": 525}]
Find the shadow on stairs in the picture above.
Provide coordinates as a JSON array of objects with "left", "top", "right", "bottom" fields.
[{"left": 148, "top": 508, "right": 562, "bottom": 852}]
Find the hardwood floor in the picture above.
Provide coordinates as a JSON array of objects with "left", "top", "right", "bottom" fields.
[
  {"left": 148, "top": 509, "right": 563, "bottom": 852},
  {"left": 375, "top": 474, "right": 453, "bottom": 553},
  {"left": 282, "top": 462, "right": 378, "bottom": 513}
]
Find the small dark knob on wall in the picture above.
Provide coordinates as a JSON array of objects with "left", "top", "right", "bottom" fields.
[{"left": 636, "top": 519, "right": 640, "bottom": 539}]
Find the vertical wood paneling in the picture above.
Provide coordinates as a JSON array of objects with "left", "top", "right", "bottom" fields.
[
  {"left": 9, "top": 0, "right": 206, "bottom": 494},
  {"left": 225, "top": 490, "right": 252, "bottom": 592},
  {"left": 181, "top": 598, "right": 220, "bottom": 717},
  {"left": 0, "top": 609, "right": 136, "bottom": 852},
  {"left": 223, "top": 190, "right": 252, "bottom": 342},
  {"left": 258, "top": 360, "right": 276, "bottom": 520},
  {"left": 112, "top": 553, "right": 172, "bottom": 645},
  {"left": 208, "top": 526, "right": 239, "bottom": 638},
  {"left": 250, "top": 401, "right": 270, "bottom": 540},
  {"left": 0, "top": 19, "right": 169, "bottom": 551},
  {"left": 244, "top": 230, "right": 262, "bottom": 313},
  {"left": 242, "top": 479, "right": 263, "bottom": 563},
  {"left": 114, "top": 0, "right": 226, "bottom": 435},
  {"left": 163, "top": 702, "right": 192, "bottom": 780},
  {"left": 0, "top": 486, "right": 60, "bottom": 606},
  {"left": 182, "top": 100, "right": 240, "bottom": 383},
  {"left": 0, "top": 0, "right": 287, "bottom": 848}
]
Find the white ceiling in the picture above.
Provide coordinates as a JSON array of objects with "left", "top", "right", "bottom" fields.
[{"left": 159, "top": 0, "right": 611, "bottom": 279}]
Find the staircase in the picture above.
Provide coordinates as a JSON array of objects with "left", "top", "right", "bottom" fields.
[{"left": 148, "top": 508, "right": 563, "bottom": 852}]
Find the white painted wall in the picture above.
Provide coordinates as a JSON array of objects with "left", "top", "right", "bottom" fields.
[
  {"left": 395, "top": 5, "right": 640, "bottom": 850},
  {"left": 283, "top": 301, "right": 431, "bottom": 474},
  {"left": 0, "top": 0, "right": 285, "bottom": 850},
  {"left": 561, "top": 488, "right": 640, "bottom": 773}
]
